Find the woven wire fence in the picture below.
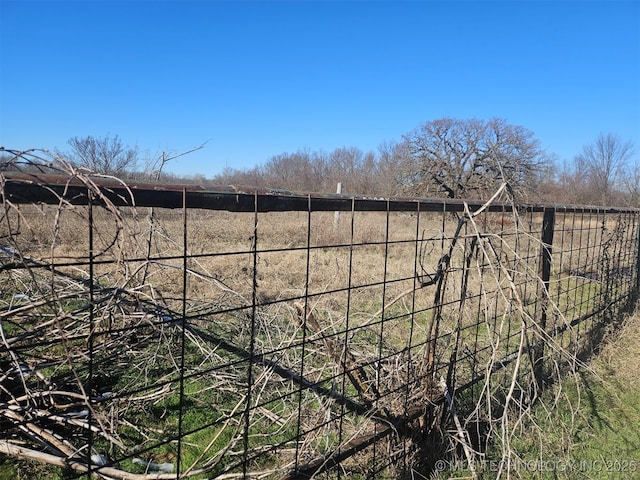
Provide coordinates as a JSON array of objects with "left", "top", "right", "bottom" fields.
[{"left": 0, "top": 152, "right": 639, "bottom": 479}]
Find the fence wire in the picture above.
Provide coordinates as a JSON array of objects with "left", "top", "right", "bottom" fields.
[{"left": 0, "top": 154, "right": 638, "bottom": 479}]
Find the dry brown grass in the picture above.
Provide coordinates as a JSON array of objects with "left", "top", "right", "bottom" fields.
[
  {"left": 597, "top": 308, "right": 640, "bottom": 388},
  {"left": 0, "top": 165, "right": 637, "bottom": 480}
]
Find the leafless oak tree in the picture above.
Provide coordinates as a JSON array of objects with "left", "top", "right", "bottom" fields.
[{"left": 398, "top": 117, "right": 548, "bottom": 199}]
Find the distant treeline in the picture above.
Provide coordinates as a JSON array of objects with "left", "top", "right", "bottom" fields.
[{"left": 2, "top": 118, "right": 638, "bottom": 207}]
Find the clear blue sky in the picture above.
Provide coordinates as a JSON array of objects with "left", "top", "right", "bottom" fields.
[{"left": 1, "top": 0, "right": 639, "bottom": 177}]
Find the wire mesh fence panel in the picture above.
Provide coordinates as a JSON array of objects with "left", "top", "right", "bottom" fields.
[{"left": 0, "top": 155, "right": 638, "bottom": 479}]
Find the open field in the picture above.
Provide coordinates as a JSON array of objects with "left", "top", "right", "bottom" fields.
[{"left": 0, "top": 173, "right": 638, "bottom": 479}]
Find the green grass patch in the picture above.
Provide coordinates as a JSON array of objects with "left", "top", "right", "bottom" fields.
[
  {"left": 483, "top": 309, "right": 640, "bottom": 480},
  {"left": 0, "top": 457, "right": 72, "bottom": 480}
]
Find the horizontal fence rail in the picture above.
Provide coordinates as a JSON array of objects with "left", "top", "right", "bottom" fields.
[{"left": 0, "top": 168, "right": 638, "bottom": 479}]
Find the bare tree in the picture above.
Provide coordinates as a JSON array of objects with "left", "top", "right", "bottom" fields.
[
  {"left": 65, "top": 134, "right": 138, "bottom": 176},
  {"left": 575, "top": 133, "right": 635, "bottom": 205},
  {"left": 261, "top": 149, "right": 326, "bottom": 191},
  {"left": 621, "top": 160, "right": 640, "bottom": 207},
  {"left": 326, "top": 146, "right": 378, "bottom": 194},
  {"left": 374, "top": 141, "right": 405, "bottom": 196},
  {"left": 555, "top": 160, "right": 590, "bottom": 204},
  {"left": 142, "top": 143, "right": 206, "bottom": 182},
  {"left": 398, "top": 117, "right": 548, "bottom": 199}
]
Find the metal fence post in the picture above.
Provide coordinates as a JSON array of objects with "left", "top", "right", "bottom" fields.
[{"left": 534, "top": 207, "right": 555, "bottom": 391}]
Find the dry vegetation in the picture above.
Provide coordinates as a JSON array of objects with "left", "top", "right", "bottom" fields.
[
  {"left": 480, "top": 308, "right": 640, "bottom": 480},
  {"left": 0, "top": 158, "right": 638, "bottom": 479}
]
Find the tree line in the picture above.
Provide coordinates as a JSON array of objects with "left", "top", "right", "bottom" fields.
[{"left": 2, "top": 118, "right": 638, "bottom": 206}]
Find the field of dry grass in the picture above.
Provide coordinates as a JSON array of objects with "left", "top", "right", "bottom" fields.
[{"left": 0, "top": 181, "right": 638, "bottom": 480}]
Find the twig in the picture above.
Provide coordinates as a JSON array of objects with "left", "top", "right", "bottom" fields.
[{"left": 439, "top": 376, "right": 477, "bottom": 478}]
